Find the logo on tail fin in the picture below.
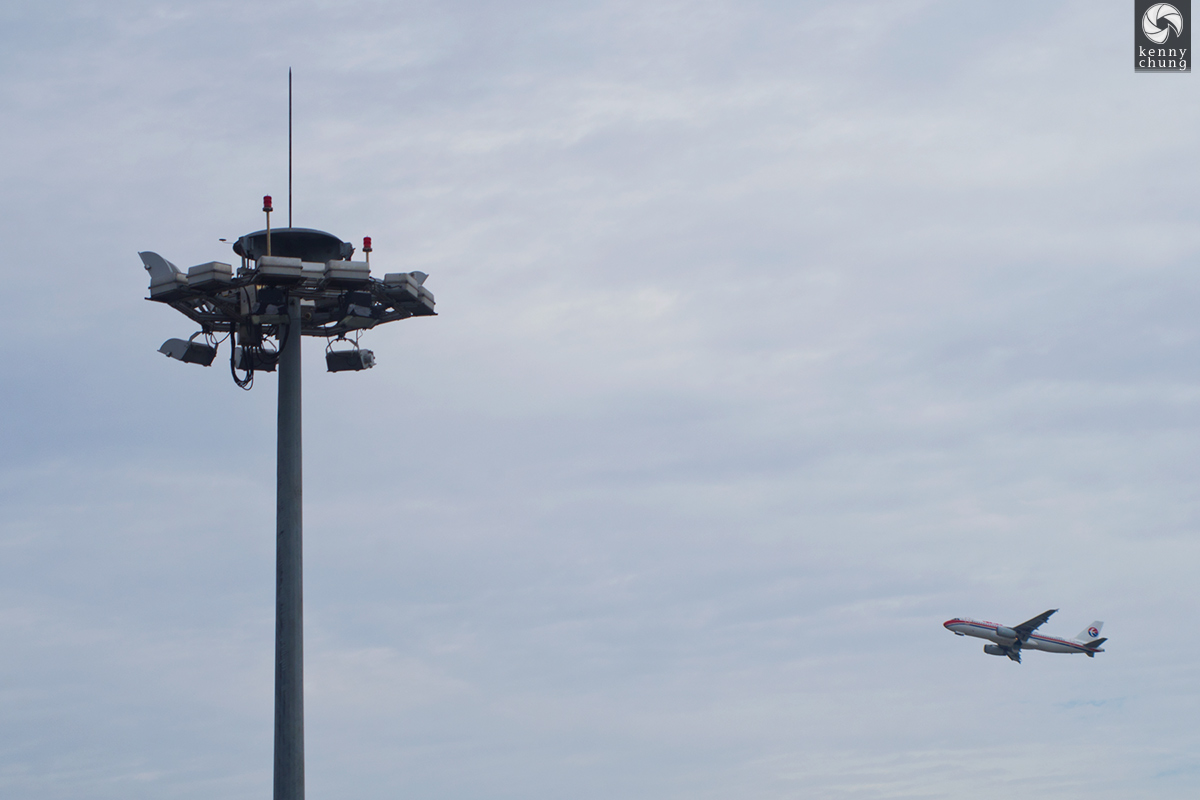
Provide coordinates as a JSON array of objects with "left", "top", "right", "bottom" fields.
[{"left": 1088, "top": 626, "right": 1100, "bottom": 638}]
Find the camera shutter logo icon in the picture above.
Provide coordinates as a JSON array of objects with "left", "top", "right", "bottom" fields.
[{"left": 1143, "top": 3, "right": 1184, "bottom": 43}]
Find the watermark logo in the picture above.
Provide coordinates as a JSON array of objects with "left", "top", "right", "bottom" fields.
[
  {"left": 1144, "top": 3, "right": 1184, "bottom": 43},
  {"left": 1136, "top": 1, "right": 1191, "bottom": 71}
]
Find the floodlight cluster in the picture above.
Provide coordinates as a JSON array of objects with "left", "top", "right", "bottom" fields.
[{"left": 142, "top": 226, "right": 434, "bottom": 387}]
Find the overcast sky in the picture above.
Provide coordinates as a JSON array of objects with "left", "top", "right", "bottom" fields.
[{"left": 2, "top": 1, "right": 1199, "bottom": 798}]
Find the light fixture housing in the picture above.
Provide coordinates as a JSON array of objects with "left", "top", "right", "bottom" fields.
[
  {"left": 158, "top": 338, "right": 217, "bottom": 366},
  {"left": 324, "top": 259, "right": 370, "bottom": 287},
  {"left": 256, "top": 255, "right": 305, "bottom": 284},
  {"left": 251, "top": 286, "right": 289, "bottom": 324},
  {"left": 186, "top": 261, "right": 233, "bottom": 290},
  {"left": 326, "top": 348, "right": 375, "bottom": 372},
  {"left": 340, "top": 291, "right": 379, "bottom": 329},
  {"left": 234, "top": 346, "right": 279, "bottom": 372}
]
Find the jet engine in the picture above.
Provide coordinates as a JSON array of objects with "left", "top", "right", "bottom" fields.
[
  {"left": 983, "top": 645, "right": 1009, "bottom": 656},
  {"left": 994, "top": 626, "right": 1017, "bottom": 641}
]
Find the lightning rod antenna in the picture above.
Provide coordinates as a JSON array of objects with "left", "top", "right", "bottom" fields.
[{"left": 288, "top": 68, "right": 293, "bottom": 229}]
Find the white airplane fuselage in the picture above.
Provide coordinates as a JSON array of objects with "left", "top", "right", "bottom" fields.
[{"left": 944, "top": 617, "right": 1105, "bottom": 658}]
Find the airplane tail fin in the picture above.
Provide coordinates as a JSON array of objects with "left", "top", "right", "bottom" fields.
[{"left": 1074, "top": 621, "right": 1104, "bottom": 643}]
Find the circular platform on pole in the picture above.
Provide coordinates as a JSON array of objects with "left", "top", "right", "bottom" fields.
[{"left": 234, "top": 228, "right": 354, "bottom": 263}]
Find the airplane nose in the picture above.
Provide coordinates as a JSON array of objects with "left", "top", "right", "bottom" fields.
[{"left": 943, "top": 619, "right": 954, "bottom": 628}]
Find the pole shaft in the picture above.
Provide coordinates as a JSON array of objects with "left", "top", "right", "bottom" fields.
[
  {"left": 274, "top": 297, "right": 304, "bottom": 800},
  {"left": 288, "top": 68, "right": 293, "bottom": 229}
]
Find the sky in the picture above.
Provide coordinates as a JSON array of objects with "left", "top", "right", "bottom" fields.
[{"left": 2, "top": 1, "right": 1199, "bottom": 797}]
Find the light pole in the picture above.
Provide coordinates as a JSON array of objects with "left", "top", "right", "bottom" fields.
[{"left": 142, "top": 205, "right": 435, "bottom": 800}]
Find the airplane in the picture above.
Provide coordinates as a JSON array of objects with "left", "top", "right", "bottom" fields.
[{"left": 943, "top": 609, "right": 1105, "bottom": 663}]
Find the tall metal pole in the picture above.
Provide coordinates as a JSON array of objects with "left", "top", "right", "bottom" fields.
[
  {"left": 274, "top": 295, "right": 304, "bottom": 800},
  {"left": 288, "top": 68, "right": 293, "bottom": 230}
]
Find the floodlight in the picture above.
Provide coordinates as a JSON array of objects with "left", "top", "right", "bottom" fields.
[
  {"left": 383, "top": 272, "right": 435, "bottom": 315},
  {"left": 383, "top": 272, "right": 421, "bottom": 301},
  {"left": 300, "top": 261, "right": 325, "bottom": 282},
  {"left": 187, "top": 261, "right": 233, "bottom": 290},
  {"left": 326, "top": 348, "right": 375, "bottom": 372},
  {"left": 159, "top": 337, "right": 217, "bottom": 366},
  {"left": 414, "top": 285, "right": 435, "bottom": 314},
  {"left": 234, "top": 346, "right": 279, "bottom": 372},
  {"left": 252, "top": 286, "right": 289, "bottom": 324},
  {"left": 257, "top": 255, "right": 304, "bottom": 284},
  {"left": 141, "top": 251, "right": 189, "bottom": 300},
  {"left": 324, "top": 259, "right": 370, "bottom": 286},
  {"left": 340, "top": 290, "right": 379, "bottom": 329}
]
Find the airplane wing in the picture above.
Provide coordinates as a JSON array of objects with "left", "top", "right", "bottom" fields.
[{"left": 1013, "top": 609, "right": 1057, "bottom": 640}]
